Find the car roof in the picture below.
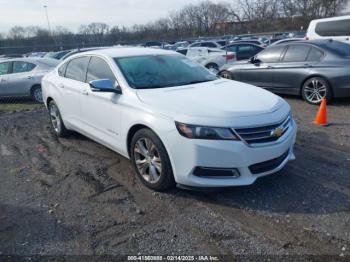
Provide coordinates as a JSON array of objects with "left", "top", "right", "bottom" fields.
[
  {"left": 275, "top": 39, "right": 342, "bottom": 47},
  {"left": 224, "top": 42, "right": 262, "bottom": 47},
  {"left": 0, "top": 57, "right": 49, "bottom": 63},
  {"left": 80, "top": 47, "right": 177, "bottom": 58}
]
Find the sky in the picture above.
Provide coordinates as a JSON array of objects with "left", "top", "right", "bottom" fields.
[
  {"left": 0, "top": 0, "right": 224, "bottom": 34},
  {"left": 0, "top": 0, "right": 349, "bottom": 34}
]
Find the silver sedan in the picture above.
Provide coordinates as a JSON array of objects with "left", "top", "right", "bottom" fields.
[{"left": 0, "top": 58, "right": 58, "bottom": 103}]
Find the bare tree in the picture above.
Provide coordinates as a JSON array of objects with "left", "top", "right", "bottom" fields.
[{"left": 8, "top": 26, "right": 25, "bottom": 40}]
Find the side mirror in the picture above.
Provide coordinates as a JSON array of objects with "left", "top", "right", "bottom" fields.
[
  {"left": 250, "top": 57, "right": 261, "bottom": 64},
  {"left": 89, "top": 79, "right": 122, "bottom": 94}
]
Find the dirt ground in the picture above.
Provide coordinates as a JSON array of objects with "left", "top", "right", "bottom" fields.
[{"left": 0, "top": 96, "right": 349, "bottom": 260}]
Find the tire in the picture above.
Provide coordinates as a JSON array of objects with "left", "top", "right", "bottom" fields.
[
  {"left": 130, "top": 128, "right": 175, "bottom": 191},
  {"left": 205, "top": 63, "right": 219, "bottom": 73},
  {"left": 48, "top": 100, "right": 70, "bottom": 137},
  {"left": 219, "top": 70, "right": 234, "bottom": 80},
  {"left": 31, "top": 85, "right": 43, "bottom": 103},
  {"left": 301, "top": 77, "right": 332, "bottom": 105}
]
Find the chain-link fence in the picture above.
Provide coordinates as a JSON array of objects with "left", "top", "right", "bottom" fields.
[{"left": 0, "top": 97, "right": 44, "bottom": 115}]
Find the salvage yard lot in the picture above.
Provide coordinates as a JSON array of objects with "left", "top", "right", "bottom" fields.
[{"left": 0, "top": 97, "right": 350, "bottom": 257}]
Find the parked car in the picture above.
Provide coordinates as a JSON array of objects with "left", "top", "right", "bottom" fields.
[
  {"left": 219, "top": 40, "right": 350, "bottom": 104},
  {"left": 174, "top": 41, "right": 189, "bottom": 50},
  {"left": 306, "top": 15, "right": 350, "bottom": 44},
  {"left": 186, "top": 47, "right": 236, "bottom": 72},
  {"left": 0, "top": 58, "right": 58, "bottom": 103},
  {"left": 26, "top": 52, "right": 47, "bottom": 58},
  {"left": 45, "top": 50, "right": 72, "bottom": 60},
  {"left": 230, "top": 39, "right": 268, "bottom": 48},
  {"left": 188, "top": 41, "right": 223, "bottom": 49},
  {"left": 176, "top": 48, "right": 188, "bottom": 56},
  {"left": 0, "top": 54, "right": 24, "bottom": 60},
  {"left": 42, "top": 47, "right": 296, "bottom": 191},
  {"left": 222, "top": 43, "right": 264, "bottom": 61},
  {"left": 60, "top": 47, "right": 108, "bottom": 60},
  {"left": 270, "top": 38, "right": 304, "bottom": 46}
]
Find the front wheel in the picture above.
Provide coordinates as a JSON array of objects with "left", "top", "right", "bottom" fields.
[
  {"left": 301, "top": 77, "right": 332, "bottom": 105},
  {"left": 130, "top": 129, "right": 175, "bottom": 191}
]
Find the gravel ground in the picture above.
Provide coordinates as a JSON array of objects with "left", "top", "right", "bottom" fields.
[{"left": 0, "top": 97, "right": 349, "bottom": 260}]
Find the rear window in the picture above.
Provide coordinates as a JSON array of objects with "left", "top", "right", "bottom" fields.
[
  {"left": 318, "top": 41, "right": 350, "bottom": 57},
  {"left": 315, "top": 19, "right": 350, "bottom": 37},
  {"left": 307, "top": 48, "right": 324, "bottom": 61}
]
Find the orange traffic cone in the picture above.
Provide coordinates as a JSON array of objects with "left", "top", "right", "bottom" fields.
[{"left": 313, "top": 98, "right": 328, "bottom": 126}]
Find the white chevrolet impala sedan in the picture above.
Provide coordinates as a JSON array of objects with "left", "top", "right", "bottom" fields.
[{"left": 42, "top": 47, "right": 297, "bottom": 191}]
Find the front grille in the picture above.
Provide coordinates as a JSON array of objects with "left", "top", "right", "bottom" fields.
[
  {"left": 249, "top": 150, "right": 290, "bottom": 174},
  {"left": 234, "top": 115, "right": 291, "bottom": 145}
]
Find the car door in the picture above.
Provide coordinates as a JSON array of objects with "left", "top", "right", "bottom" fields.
[
  {"left": 58, "top": 56, "right": 90, "bottom": 127},
  {"left": 270, "top": 44, "right": 313, "bottom": 94},
  {"left": 5, "top": 61, "right": 37, "bottom": 96},
  {"left": 0, "top": 62, "right": 11, "bottom": 96},
  {"left": 80, "top": 56, "right": 122, "bottom": 150},
  {"left": 235, "top": 45, "right": 285, "bottom": 88}
]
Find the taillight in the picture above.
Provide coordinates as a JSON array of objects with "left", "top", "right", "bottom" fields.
[{"left": 224, "top": 54, "right": 235, "bottom": 60}]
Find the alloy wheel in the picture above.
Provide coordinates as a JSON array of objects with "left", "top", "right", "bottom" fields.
[
  {"left": 220, "top": 71, "right": 232, "bottom": 79},
  {"left": 133, "top": 138, "right": 162, "bottom": 184},
  {"left": 49, "top": 103, "right": 61, "bottom": 134},
  {"left": 33, "top": 88, "right": 43, "bottom": 103},
  {"left": 303, "top": 78, "right": 328, "bottom": 104}
]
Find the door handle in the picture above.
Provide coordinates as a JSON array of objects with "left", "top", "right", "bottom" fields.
[
  {"left": 267, "top": 65, "right": 274, "bottom": 69},
  {"left": 27, "top": 76, "right": 33, "bottom": 79},
  {"left": 58, "top": 83, "right": 64, "bottom": 89},
  {"left": 81, "top": 90, "right": 89, "bottom": 95},
  {"left": 304, "top": 64, "right": 313, "bottom": 68}
]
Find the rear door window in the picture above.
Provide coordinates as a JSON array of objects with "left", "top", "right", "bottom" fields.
[
  {"left": 12, "top": 61, "right": 36, "bottom": 73},
  {"left": 65, "top": 56, "right": 90, "bottom": 82},
  {"left": 307, "top": 48, "right": 324, "bottom": 62},
  {"left": 282, "top": 45, "right": 310, "bottom": 62}
]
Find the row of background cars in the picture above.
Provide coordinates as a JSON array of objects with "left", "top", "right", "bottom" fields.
[{"left": 0, "top": 15, "right": 350, "bottom": 105}]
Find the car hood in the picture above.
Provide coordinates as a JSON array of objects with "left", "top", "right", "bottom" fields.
[{"left": 136, "top": 79, "right": 290, "bottom": 127}]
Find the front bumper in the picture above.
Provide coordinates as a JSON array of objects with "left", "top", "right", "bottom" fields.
[{"left": 165, "top": 119, "right": 297, "bottom": 188}]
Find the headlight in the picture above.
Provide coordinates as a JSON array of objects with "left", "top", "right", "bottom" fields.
[{"left": 175, "top": 122, "right": 240, "bottom": 140}]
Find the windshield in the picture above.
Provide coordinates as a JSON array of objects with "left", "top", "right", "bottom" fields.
[{"left": 114, "top": 55, "right": 217, "bottom": 89}]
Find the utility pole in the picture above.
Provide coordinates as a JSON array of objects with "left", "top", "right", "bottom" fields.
[{"left": 43, "top": 5, "right": 52, "bottom": 35}]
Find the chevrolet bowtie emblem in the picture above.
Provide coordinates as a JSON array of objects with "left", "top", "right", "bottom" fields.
[{"left": 271, "top": 127, "right": 284, "bottom": 138}]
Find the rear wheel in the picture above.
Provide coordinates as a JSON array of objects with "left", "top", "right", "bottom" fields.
[
  {"left": 301, "top": 77, "right": 332, "bottom": 105},
  {"left": 48, "top": 100, "right": 70, "bottom": 137},
  {"left": 130, "top": 129, "right": 175, "bottom": 191},
  {"left": 219, "top": 70, "right": 234, "bottom": 80},
  {"left": 31, "top": 85, "right": 43, "bottom": 103}
]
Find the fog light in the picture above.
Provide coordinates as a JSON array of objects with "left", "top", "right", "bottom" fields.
[{"left": 193, "top": 167, "right": 241, "bottom": 178}]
